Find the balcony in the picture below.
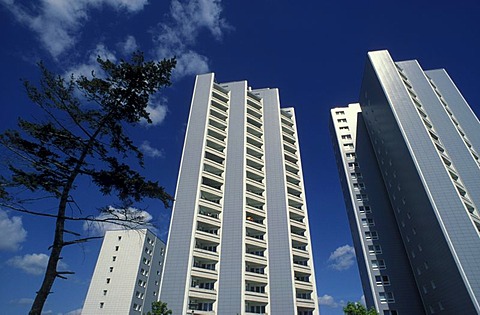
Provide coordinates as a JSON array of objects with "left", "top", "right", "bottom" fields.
[
  {"left": 283, "top": 141, "right": 297, "bottom": 154},
  {"left": 207, "top": 127, "right": 226, "bottom": 142},
  {"left": 288, "top": 194, "right": 304, "bottom": 207},
  {"left": 247, "top": 93, "right": 262, "bottom": 110},
  {"left": 289, "top": 206, "right": 304, "bottom": 217},
  {"left": 247, "top": 135, "right": 263, "bottom": 150},
  {"left": 206, "top": 136, "right": 225, "bottom": 155},
  {"left": 204, "top": 149, "right": 225, "bottom": 166},
  {"left": 291, "top": 233, "right": 308, "bottom": 245},
  {"left": 284, "top": 151, "right": 298, "bottom": 164},
  {"left": 246, "top": 235, "right": 267, "bottom": 248},
  {"left": 211, "top": 96, "right": 228, "bottom": 112},
  {"left": 197, "top": 213, "right": 221, "bottom": 226},
  {"left": 292, "top": 247, "right": 310, "bottom": 259},
  {"left": 247, "top": 142, "right": 264, "bottom": 159},
  {"left": 247, "top": 107, "right": 262, "bottom": 120},
  {"left": 284, "top": 159, "right": 299, "bottom": 172},
  {"left": 208, "top": 116, "right": 227, "bottom": 131},
  {"left": 247, "top": 126, "right": 263, "bottom": 140},
  {"left": 282, "top": 132, "right": 296, "bottom": 144},
  {"left": 203, "top": 161, "right": 224, "bottom": 179},
  {"left": 191, "top": 266, "right": 218, "bottom": 279},
  {"left": 210, "top": 106, "right": 227, "bottom": 121},
  {"left": 200, "top": 188, "right": 222, "bottom": 205},
  {"left": 282, "top": 125, "right": 295, "bottom": 136}
]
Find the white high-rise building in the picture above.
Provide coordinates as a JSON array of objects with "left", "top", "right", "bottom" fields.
[
  {"left": 331, "top": 50, "right": 480, "bottom": 314},
  {"left": 159, "top": 73, "right": 319, "bottom": 315},
  {"left": 82, "top": 229, "right": 165, "bottom": 315}
]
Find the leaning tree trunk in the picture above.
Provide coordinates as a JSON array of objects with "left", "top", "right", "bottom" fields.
[{"left": 29, "top": 120, "right": 109, "bottom": 315}]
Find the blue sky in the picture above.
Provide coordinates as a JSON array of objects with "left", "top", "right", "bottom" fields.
[{"left": 0, "top": 1, "right": 479, "bottom": 314}]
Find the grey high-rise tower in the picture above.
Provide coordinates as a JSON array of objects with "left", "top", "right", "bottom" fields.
[
  {"left": 159, "top": 73, "right": 319, "bottom": 315},
  {"left": 331, "top": 50, "right": 480, "bottom": 315}
]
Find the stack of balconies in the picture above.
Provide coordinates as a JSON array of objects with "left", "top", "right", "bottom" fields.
[
  {"left": 396, "top": 66, "right": 480, "bottom": 233},
  {"left": 280, "top": 110, "right": 316, "bottom": 313},
  {"left": 189, "top": 84, "right": 230, "bottom": 314},
  {"left": 245, "top": 92, "right": 269, "bottom": 314}
]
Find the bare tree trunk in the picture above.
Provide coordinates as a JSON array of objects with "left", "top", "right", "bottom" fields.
[{"left": 29, "top": 199, "right": 66, "bottom": 315}]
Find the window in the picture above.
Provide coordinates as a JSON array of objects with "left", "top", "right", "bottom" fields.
[
  {"left": 375, "top": 275, "right": 390, "bottom": 286},
  {"left": 365, "top": 231, "right": 378, "bottom": 240},
  {"left": 359, "top": 205, "right": 371, "bottom": 213},
  {"left": 103, "top": 290, "right": 107, "bottom": 296},
  {"left": 368, "top": 244, "right": 382, "bottom": 254},
  {"left": 372, "top": 259, "right": 386, "bottom": 269},
  {"left": 106, "top": 278, "right": 111, "bottom": 284},
  {"left": 341, "top": 134, "right": 352, "bottom": 140},
  {"left": 353, "top": 182, "right": 365, "bottom": 189},
  {"left": 379, "top": 291, "right": 394, "bottom": 303},
  {"left": 109, "top": 267, "right": 113, "bottom": 272},
  {"left": 346, "top": 152, "right": 356, "bottom": 159},
  {"left": 340, "top": 126, "right": 350, "bottom": 131},
  {"left": 351, "top": 172, "right": 363, "bottom": 179},
  {"left": 344, "top": 143, "right": 354, "bottom": 149},
  {"left": 112, "top": 256, "right": 116, "bottom": 262},
  {"left": 362, "top": 218, "right": 375, "bottom": 227},
  {"left": 348, "top": 162, "right": 359, "bottom": 169},
  {"left": 100, "top": 302, "right": 104, "bottom": 309},
  {"left": 118, "top": 236, "right": 122, "bottom": 241},
  {"left": 431, "top": 281, "right": 436, "bottom": 289},
  {"left": 424, "top": 261, "right": 429, "bottom": 270},
  {"left": 337, "top": 118, "right": 347, "bottom": 123},
  {"left": 115, "top": 246, "right": 119, "bottom": 251},
  {"left": 336, "top": 111, "right": 345, "bottom": 115},
  {"left": 356, "top": 194, "right": 368, "bottom": 201}
]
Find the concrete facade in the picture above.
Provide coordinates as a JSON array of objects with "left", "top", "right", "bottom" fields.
[
  {"left": 331, "top": 50, "right": 480, "bottom": 315},
  {"left": 82, "top": 229, "right": 165, "bottom": 315},
  {"left": 159, "top": 73, "right": 319, "bottom": 315}
]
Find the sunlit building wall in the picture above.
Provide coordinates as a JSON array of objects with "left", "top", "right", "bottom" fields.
[
  {"left": 82, "top": 229, "right": 165, "bottom": 315},
  {"left": 159, "top": 73, "right": 319, "bottom": 315},
  {"left": 331, "top": 50, "right": 480, "bottom": 315}
]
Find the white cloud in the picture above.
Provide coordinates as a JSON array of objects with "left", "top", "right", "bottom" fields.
[
  {"left": 7, "top": 253, "right": 67, "bottom": 275},
  {"left": 144, "top": 96, "right": 168, "bottom": 126},
  {"left": 318, "top": 294, "right": 345, "bottom": 308},
  {"left": 9, "top": 297, "right": 34, "bottom": 305},
  {"left": 140, "top": 141, "right": 163, "bottom": 158},
  {"left": 118, "top": 35, "right": 138, "bottom": 55},
  {"left": 1, "top": 0, "right": 148, "bottom": 59},
  {"left": 0, "top": 210, "right": 27, "bottom": 251},
  {"left": 174, "top": 51, "right": 210, "bottom": 79},
  {"left": 328, "top": 244, "right": 356, "bottom": 271},
  {"left": 83, "top": 206, "right": 155, "bottom": 236},
  {"left": 63, "top": 308, "right": 83, "bottom": 315},
  {"left": 153, "top": 0, "right": 230, "bottom": 79},
  {"left": 65, "top": 43, "right": 117, "bottom": 79}
]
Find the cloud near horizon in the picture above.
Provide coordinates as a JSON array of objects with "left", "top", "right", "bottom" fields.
[
  {"left": 0, "top": 209, "right": 27, "bottom": 251},
  {"left": 83, "top": 206, "right": 156, "bottom": 236},
  {"left": 318, "top": 294, "right": 345, "bottom": 308},
  {"left": 7, "top": 253, "right": 67, "bottom": 275},
  {"left": 328, "top": 244, "right": 356, "bottom": 271}
]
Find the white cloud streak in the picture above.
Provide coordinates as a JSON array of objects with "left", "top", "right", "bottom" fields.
[
  {"left": 118, "top": 35, "right": 138, "bottom": 55},
  {"left": 140, "top": 141, "right": 164, "bottom": 158},
  {"left": 83, "top": 206, "right": 155, "bottom": 236},
  {"left": 7, "top": 253, "right": 67, "bottom": 275},
  {"left": 318, "top": 294, "right": 345, "bottom": 308},
  {"left": 328, "top": 244, "right": 356, "bottom": 271},
  {"left": 0, "top": 0, "right": 148, "bottom": 59},
  {"left": 9, "top": 298, "right": 34, "bottom": 305},
  {"left": 63, "top": 308, "right": 83, "bottom": 315},
  {"left": 0, "top": 210, "right": 27, "bottom": 251},
  {"left": 64, "top": 43, "right": 117, "bottom": 80},
  {"left": 153, "top": 0, "right": 230, "bottom": 79}
]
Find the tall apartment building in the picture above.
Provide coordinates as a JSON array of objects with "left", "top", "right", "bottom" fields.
[
  {"left": 159, "top": 73, "right": 319, "bottom": 315},
  {"left": 82, "top": 229, "right": 165, "bottom": 314},
  {"left": 331, "top": 50, "right": 480, "bottom": 315}
]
